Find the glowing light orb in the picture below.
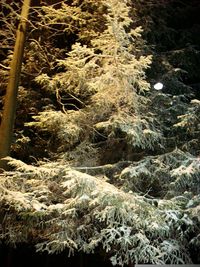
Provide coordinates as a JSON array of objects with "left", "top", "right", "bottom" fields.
[{"left": 153, "top": 82, "right": 163, "bottom": 90}]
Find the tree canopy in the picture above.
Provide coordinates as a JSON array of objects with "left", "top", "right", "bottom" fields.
[{"left": 0, "top": 0, "right": 200, "bottom": 266}]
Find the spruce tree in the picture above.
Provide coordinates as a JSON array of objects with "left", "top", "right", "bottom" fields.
[{"left": 0, "top": 0, "right": 200, "bottom": 265}]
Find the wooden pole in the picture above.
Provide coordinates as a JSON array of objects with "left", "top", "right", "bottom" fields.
[{"left": 0, "top": 0, "right": 31, "bottom": 169}]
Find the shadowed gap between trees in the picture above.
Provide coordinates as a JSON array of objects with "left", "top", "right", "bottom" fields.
[{"left": 0, "top": 243, "right": 115, "bottom": 267}]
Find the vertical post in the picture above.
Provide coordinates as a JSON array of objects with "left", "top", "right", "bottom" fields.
[{"left": 0, "top": 0, "right": 31, "bottom": 169}]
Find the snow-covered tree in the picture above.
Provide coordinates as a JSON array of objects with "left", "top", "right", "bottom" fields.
[{"left": 0, "top": 0, "right": 200, "bottom": 265}]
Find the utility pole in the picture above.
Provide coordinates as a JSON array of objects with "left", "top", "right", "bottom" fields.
[{"left": 0, "top": 0, "right": 31, "bottom": 169}]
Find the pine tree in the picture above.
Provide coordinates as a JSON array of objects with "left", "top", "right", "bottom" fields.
[
  {"left": 0, "top": 0, "right": 31, "bottom": 169},
  {"left": 0, "top": 0, "right": 200, "bottom": 265}
]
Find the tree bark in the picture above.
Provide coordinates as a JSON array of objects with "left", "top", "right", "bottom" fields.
[{"left": 0, "top": 0, "right": 31, "bottom": 169}]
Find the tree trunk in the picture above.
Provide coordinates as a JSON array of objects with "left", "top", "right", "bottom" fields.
[{"left": 0, "top": 0, "right": 31, "bottom": 169}]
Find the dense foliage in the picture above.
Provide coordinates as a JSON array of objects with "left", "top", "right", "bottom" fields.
[{"left": 0, "top": 0, "right": 200, "bottom": 265}]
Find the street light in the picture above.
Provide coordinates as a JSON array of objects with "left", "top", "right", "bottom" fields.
[{"left": 153, "top": 82, "right": 163, "bottom": 90}]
